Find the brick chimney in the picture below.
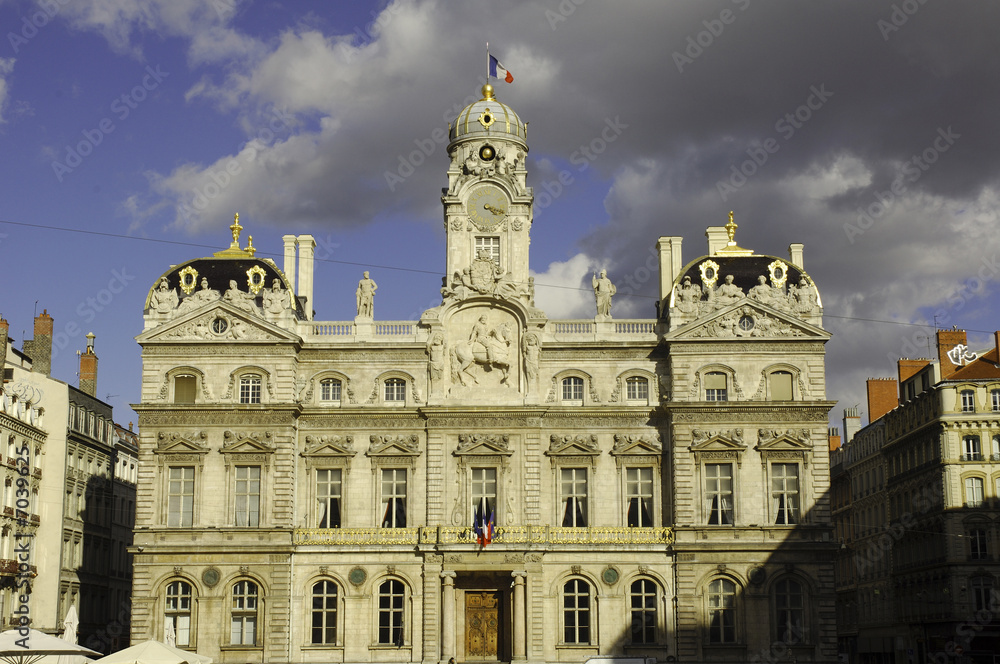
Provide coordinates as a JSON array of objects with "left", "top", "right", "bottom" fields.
[
  {"left": 828, "top": 426, "right": 841, "bottom": 452},
  {"left": 868, "top": 378, "right": 899, "bottom": 420},
  {"left": 937, "top": 327, "right": 968, "bottom": 380},
  {"left": 22, "top": 310, "right": 53, "bottom": 376},
  {"left": 79, "top": 332, "right": 98, "bottom": 397}
]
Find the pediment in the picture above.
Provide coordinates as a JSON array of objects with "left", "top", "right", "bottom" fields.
[
  {"left": 690, "top": 429, "right": 746, "bottom": 452},
  {"left": 454, "top": 433, "right": 513, "bottom": 456},
  {"left": 367, "top": 434, "right": 421, "bottom": 457},
  {"left": 755, "top": 427, "right": 812, "bottom": 452},
  {"left": 302, "top": 435, "right": 356, "bottom": 458},
  {"left": 666, "top": 302, "right": 828, "bottom": 341},
  {"left": 220, "top": 437, "right": 275, "bottom": 455},
  {"left": 610, "top": 434, "right": 663, "bottom": 456},
  {"left": 137, "top": 301, "right": 300, "bottom": 343},
  {"left": 154, "top": 434, "right": 210, "bottom": 455},
  {"left": 546, "top": 434, "right": 600, "bottom": 457}
]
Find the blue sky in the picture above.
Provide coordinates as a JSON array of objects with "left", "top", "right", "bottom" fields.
[{"left": 1, "top": 0, "right": 999, "bottom": 428}]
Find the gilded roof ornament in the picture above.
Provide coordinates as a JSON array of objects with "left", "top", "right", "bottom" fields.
[
  {"left": 717, "top": 210, "right": 754, "bottom": 256},
  {"left": 214, "top": 212, "right": 255, "bottom": 258}
]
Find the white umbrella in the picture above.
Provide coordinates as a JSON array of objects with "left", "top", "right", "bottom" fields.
[
  {"left": 60, "top": 606, "right": 79, "bottom": 645},
  {"left": 0, "top": 629, "right": 100, "bottom": 664},
  {"left": 92, "top": 640, "right": 211, "bottom": 664}
]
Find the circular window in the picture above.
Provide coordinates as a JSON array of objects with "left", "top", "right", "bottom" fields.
[
  {"left": 705, "top": 267, "right": 715, "bottom": 279},
  {"left": 738, "top": 315, "right": 755, "bottom": 332},
  {"left": 212, "top": 317, "right": 229, "bottom": 334}
]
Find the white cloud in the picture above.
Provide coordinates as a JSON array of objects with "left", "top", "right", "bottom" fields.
[
  {"left": 531, "top": 253, "right": 600, "bottom": 320},
  {"left": 0, "top": 57, "right": 13, "bottom": 123}
]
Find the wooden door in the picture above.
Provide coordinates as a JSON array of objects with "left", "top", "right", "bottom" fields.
[{"left": 465, "top": 591, "right": 499, "bottom": 660}]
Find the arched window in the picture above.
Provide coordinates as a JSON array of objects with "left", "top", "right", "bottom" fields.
[
  {"left": 625, "top": 376, "right": 649, "bottom": 401},
  {"left": 774, "top": 578, "right": 805, "bottom": 644},
  {"left": 311, "top": 580, "right": 338, "bottom": 645},
  {"left": 231, "top": 580, "right": 259, "bottom": 645},
  {"left": 705, "top": 372, "right": 728, "bottom": 401},
  {"left": 239, "top": 374, "right": 262, "bottom": 404},
  {"left": 563, "top": 579, "right": 591, "bottom": 644},
  {"left": 707, "top": 578, "right": 737, "bottom": 644},
  {"left": 629, "top": 578, "right": 657, "bottom": 644},
  {"left": 384, "top": 378, "right": 406, "bottom": 402},
  {"left": 320, "top": 378, "right": 342, "bottom": 403},
  {"left": 562, "top": 376, "right": 584, "bottom": 403},
  {"left": 165, "top": 580, "right": 193, "bottom": 647},
  {"left": 377, "top": 579, "right": 405, "bottom": 646}
]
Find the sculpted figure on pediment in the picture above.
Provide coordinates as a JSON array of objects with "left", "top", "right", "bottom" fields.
[
  {"left": 713, "top": 275, "right": 744, "bottom": 308},
  {"left": 788, "top": 277, "right": 819, "bottom": 315},
  {"left": 263, "top": 279, "right": 292, "bottom": 316},
  {"left": 150, "top": 278, "right": 179, "bottom": 316},
  {"left": 223, "top": 280, "right": 262, "bottom": 317},
  {"left": 177, "top": 277, "right": 220, "bottom": 314},
  {"left": 674, "top": 276, "right": 702, "bottom": 314}
]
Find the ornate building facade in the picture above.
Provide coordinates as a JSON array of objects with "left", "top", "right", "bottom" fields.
[{"left": 132, "top": 84, "right": 837, "bottom": 663}]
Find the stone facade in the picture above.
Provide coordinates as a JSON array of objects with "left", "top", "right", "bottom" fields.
[{"left": 132, "top": 84, "right": 836, "bottom": 663}]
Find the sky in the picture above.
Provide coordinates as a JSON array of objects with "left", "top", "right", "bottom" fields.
[{"left": 1, "top": 0, "right": 998, "bottom": 431}]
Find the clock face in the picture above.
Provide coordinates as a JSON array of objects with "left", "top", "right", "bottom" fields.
[{"left": 466, "top": 185, "right": 508, "bottom": 230}]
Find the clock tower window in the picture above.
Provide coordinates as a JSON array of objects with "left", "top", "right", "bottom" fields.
[{"left": 475, "top": 236, "right": 501, "bottom": 267}]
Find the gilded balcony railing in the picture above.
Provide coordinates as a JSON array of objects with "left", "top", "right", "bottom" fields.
[{"left": 293, "top": 525, "right": 673, "bottom": 546}]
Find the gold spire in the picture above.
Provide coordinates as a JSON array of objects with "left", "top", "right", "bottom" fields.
[
  {"left": 214, "top": 212, "right": 255, "bottom": 257},
  {"left": 245, "top": 235, "right": 256, "bottom": 257},
  {"left": 716, "top": 210, "right": 754, "bottom": 256}
]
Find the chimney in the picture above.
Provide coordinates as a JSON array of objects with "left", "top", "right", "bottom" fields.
[
  {"left": 23, "top": 310, "right": 53, "bottom": 376},
  {"left": 79, "top": 332, "right": 98, "bottom": 397},
  {"left": 828, "top": 426, "right": 841, "bottom": 452},
  {"left": 937, "top": 327, "right": 968, "bottom": 380},
  {"left": 706, "top": 227, "right": 729, "bottom": 255},
  {"left": 297, "top": 235, "right": 316, "bottom": 321},
  {"left": 282, "top": 234, "right": 297, "bottom": 295},
  {"left": 867, "top": 378, "right": 899, "bottom": 421},
  {"left": 656, "top": 236, "right": 683, "bottom": 310},
  {"left": 789, "top": 243, "right": 804, "bottom": 269},
  {"left": 843, "top": 406, "right": 861, "bottom": 443}
]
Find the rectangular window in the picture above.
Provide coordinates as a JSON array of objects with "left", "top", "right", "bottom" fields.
[
  {"left": 772, "top": 463, "right": 800, "bottom": 525},
  {"left": 475, "top": 236, "right": 501, "bottom": 266},
  {"left": 969, "top": 528, "right": 989, "bottom": 560},
  {"left": 992, "top": 389, "right": 1000, "bottom": 412},
  {"left": 704, "top": 463, "right": 733, "bottom": 525},
  {"left": 964, "top": 436, "right": 982, "bottom": 461},
  {"left": 234, "top": 466, "right": 261, "bottom": 527},
  {"left": 626, "top": 377, "right": 649, "bottom": 401},
  {"left": 384, "top": 378, "right": 406, "bottom": 402},
  {"left": 167, "top": 467, "right": 194, "bottom": 527},
  {"left": 626, "top": 467, "right": 654, "bottom": 527},
  {"left": 380, "top": 468, "right": 407, "bottom": 528},
  {"left": 966, "top": 476, "right": 985, "bottom": 508},
  {"left": 320, "top": 379, "right": 341, "bottom": 402},
  {"left": 705, "top": 372, "right": 727, "bottom": 402},
  {"left": 560, "top": 468, "right": 588, "bottom": 527},
  {"left": 769, "top": 372, "right": 794, "bottom": 401},
  {"left": 471, "top": 467, "right": 497, "bottom": 526},
  {"left": 239, "top": 375, "right": 262, "bottom": 404},
  {"left": 562, "top": 377, "right": 584, "bottom": 402},
  {"left": 317, "top": 469, "right": 342, "bottom": 528},
  {"left": 962, "top": 389, "right": 976, "bottom": 412}
]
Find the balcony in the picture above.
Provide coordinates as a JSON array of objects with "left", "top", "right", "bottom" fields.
[
  {"left": 962, "top": 452, "right": 984, "bottom": 462},
  {"left": 293, "top": 525, "right": 674, "bottom": 546}
]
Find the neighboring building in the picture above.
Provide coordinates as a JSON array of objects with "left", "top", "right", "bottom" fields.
[
  {"left": 0, "top": 313, "right": 137, "bottom": 652},
  {"left": 132, "top": 83, "right": 837, "bottom": 663},
  {"left": 832, "top": 328, "right": 1000, "bottom": 664}
]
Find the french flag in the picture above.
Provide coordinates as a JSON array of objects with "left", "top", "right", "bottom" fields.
[{"left": 489, "top": 55, "right": 513, "bottom": 83}]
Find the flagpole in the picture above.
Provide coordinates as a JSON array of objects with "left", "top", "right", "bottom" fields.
[{"left": 486, "top": 41, "right": 490, "bottom": 82}]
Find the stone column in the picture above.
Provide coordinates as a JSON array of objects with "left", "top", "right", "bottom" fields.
[
  {"left": 440, "top": 571, "right": 457, "bottom": 663},
  {"left": 512, "top": 571, "right": 527, "bottom": 661}
]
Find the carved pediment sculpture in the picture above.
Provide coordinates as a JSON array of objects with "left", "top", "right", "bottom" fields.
[
  {"left": 302, "top": 435, "right": 356, "bottom": 457},
  {"left": 546, "top": 434, "right": 600, "bottom": 456},
  {"left": 220, "top": 430, "right": 274, "bottom": 454},
  {"left": 455, "top": 433, "right": 513, "bottom": 456},
  {"left": 155, "top": 431, "right": 209, "bottom": 454},
  {"left": 611, "top": 433, "right": 663, "bottom": 455},
  {"left": 368, "top": 434, "right": 421, "bottom": 457}
]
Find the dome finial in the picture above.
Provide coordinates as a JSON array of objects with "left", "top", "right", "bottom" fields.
[
  {"left": 726, "top": 211, "right": 737, "bottom": 245},
  {"left": 481, "top": 83, "right": 495, "bottom": 101}
]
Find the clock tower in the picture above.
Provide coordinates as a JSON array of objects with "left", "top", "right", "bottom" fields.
[{"left": 442, "top": 83, "right": 532, "bottom": 291}]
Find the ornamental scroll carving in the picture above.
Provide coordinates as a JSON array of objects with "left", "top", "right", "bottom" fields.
[
  {"left": 757, "top": 428, "right": 810, "bottom": 445},
  {"left": 689, "top": 306, "right": 806, "bottom": 339},
  {"left": 547, "top": 434, "right": 600, "bottom": 455}
]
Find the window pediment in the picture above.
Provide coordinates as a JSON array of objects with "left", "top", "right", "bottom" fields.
[
  {"left": 220, "top": 430, "right": 275, "bottom": 455},
  {"left": 690, "top": 429, "right": 746, "bottom": 466},
  {"left": 155, "top": 431, "right": 210, "bottom": 455},
  {"left": 455, "top": 433, "right": 513, "bottom": 456},
  {"left": 611, "top": 433, "right": 663, "bottom": 456},
  {"left": 367, "top": 434, "right": 421, "bottom": 457},
  {"left": 546, "top": 434, "right": 600, "bottom": 457},
  {"left": 302, "top": 435, "right": 356, "bottom": 458},
  {"left": 756, "top": 429, "right": 811, "bottom": 465}
]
